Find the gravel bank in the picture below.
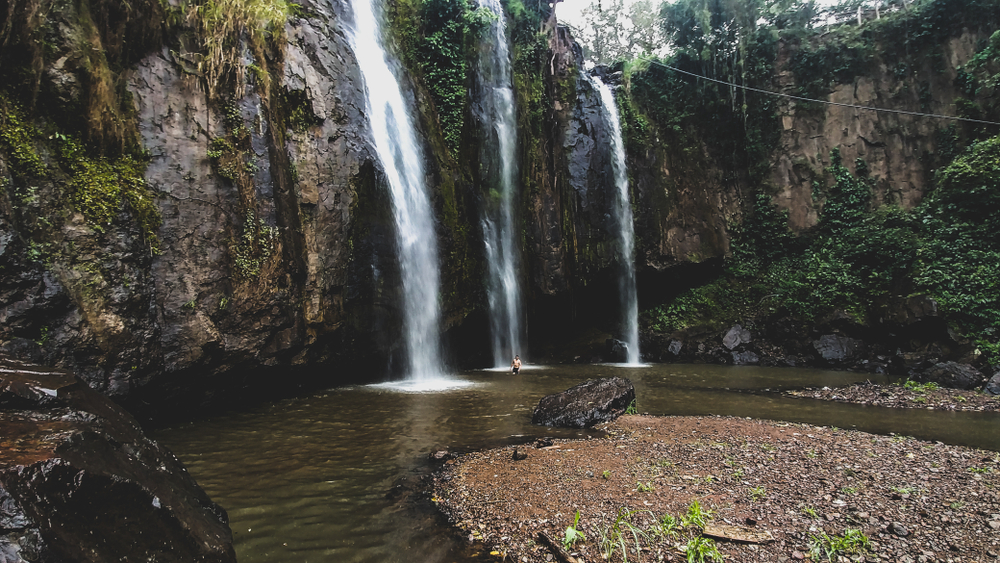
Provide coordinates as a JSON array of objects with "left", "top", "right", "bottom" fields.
[{"left": 432, "top": 415, "right": 1000, "bottom": 562}]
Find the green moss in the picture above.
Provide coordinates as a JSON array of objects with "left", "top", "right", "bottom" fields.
[
  {"left": 1, "top": 97, "right": 160, "bottom": 250},
  {"left": 0, "top": 97, "right": 46, "bottom": 177}
]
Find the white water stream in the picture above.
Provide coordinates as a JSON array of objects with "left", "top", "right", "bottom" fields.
[
  {"left": 347, "top": 0, "right": 445, "bottom": 381},
  {"left": 593, "top": 76, "right": 640, "bottom": 364},
  {"left": 474, "top": 0, "right": 525, "bottom": 368}
]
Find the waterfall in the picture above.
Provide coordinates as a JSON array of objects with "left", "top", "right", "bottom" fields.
[
  {"left": 347, "top": 0, "right": 444, "bottom": 380},
  {"left": 473, "top": 0, "right": 525, "bottom": 368},
  {"left": 593, "top": 76, "right": 640, "bottom": 364}
]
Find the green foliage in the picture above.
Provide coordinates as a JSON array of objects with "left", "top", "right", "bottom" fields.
[
  {"left": 967, "top": 29, "right": 1000, "bottom": 89},
  {"left": 809, "top": 528, "right": 871, "bottom": 561},
  {"left": 653, "top": 513, "right": 681, "bottom": 538},
  {"left": 682, "top": 535, "right": 723, "bottom": 563},
  {"left": 681, "top": 499, "right": 712, "bottom": 529},
  {"left": 902, "top": 379, "right": 940, "bottom": 392},
  {"left": 0, "top": 97, "right": 46, "bottom": 177},
  {"left": 187, "top": 0, "right": 293, "bottom": 99},
  {"left": 625, "top": 399, "right": 638, "bottom": 414},
  {"left": 562, "top": 510, "right": 586, "bottom": 549},
  {"left": 788, "top": 37, "right": 870, "bottom": 99},
  {"left": 750, "top": 486, "right": 766, "bottom": 503},
  {"left": 597, "top": 507, "right": 650, "bottom": 563},
  {"left": 231, "top": 209, "right": 278, "bottom": 279},
  {"left": 622, "top": 17, "right": 781, "bottom": 186},
  {"left": 417, "top": 0, "right": 470, "bottom": 155},
  {"left": 0, "top": 97, "right": 160, "bottom": 250},
  {"left": 34, "top": 326, "right": 50, "bottom": 346},
  {"left": 59, "top": 136, "right": 161, "bottom": 248},
  {"left": 923, "top": 136, "right": 1000, "bottom": 246},
  {"left": 635, "top": 481, "right": 654, "bottom": 492}
]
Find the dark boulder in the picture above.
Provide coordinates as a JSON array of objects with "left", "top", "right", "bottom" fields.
[
  {"left": 0, "top": 357, "right": 236, "bottom": 563},
  {"left": 732, "top": 351, "right": 760, "bottom": 365},
  {"left": 532, "top": 377, "right": 635, "bottom": 428},
  {"left": 987, "top": 370, "right": 1000, "bottom": 396},
  {"left": 812, "top": 334, "right": 865, "bottom": 363},
  {"left": 723, "top": 325, "right": 751, "bottom": 350},
  {"left": 605, "top": 339, "right": 629, "bottom": 363},
  {"left": 914, "top": 361, "right": 985, "bottom": 390}
]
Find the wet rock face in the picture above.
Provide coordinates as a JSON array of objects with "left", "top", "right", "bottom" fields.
[
  {"left": 0, "top": 358, "right": 235, "bottom": 563},
  {"left": 532, "top": 377, "right": 635, "bottom": 428}
]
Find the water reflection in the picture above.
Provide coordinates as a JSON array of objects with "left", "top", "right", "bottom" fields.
[{"left": 155, "top": 364, "right": 1000, "bottom": 563}]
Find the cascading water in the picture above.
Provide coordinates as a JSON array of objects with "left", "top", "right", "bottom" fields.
[
  {"left": 473, "top": 0, "right": 525, "bottom": 368},
  {"left": 347, "top": 0, "right": 444, "bottom": 381},
  {"left": 593, "top": 76, "right": 640, "bottom": 364}
]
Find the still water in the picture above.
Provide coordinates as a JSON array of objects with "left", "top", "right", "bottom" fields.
[{"left": 155, "top": 364, "right": 1000, "bottom": 563}]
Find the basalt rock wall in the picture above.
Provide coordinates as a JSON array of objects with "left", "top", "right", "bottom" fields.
[{"left": 0, "top": 0, "right": 994, "bottom": 411}]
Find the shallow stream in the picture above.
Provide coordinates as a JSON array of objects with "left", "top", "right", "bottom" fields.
[{"left": 155, "top": 364, "right": 1000, "bottom": 562}]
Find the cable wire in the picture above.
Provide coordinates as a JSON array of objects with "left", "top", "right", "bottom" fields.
[{"left": 634, "top": 57, "right": 1000, "bottom": 127}]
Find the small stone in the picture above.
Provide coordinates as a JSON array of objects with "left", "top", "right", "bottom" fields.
[
  {"left": 791, "top": 551, "right": 805, "bottom": 560},
  {"left": 890, "top": 522, "right": 910, "bottom": 537},
  {"left": 988, "top": 520, "right": 1000, "bottom": 530}
]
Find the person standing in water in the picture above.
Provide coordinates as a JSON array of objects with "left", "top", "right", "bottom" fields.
[{"left": 511, "top": 355, "right": 521, "bottom": 375}]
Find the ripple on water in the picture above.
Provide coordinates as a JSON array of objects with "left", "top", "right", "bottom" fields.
[{"left": 365, "top": 377, "right": 477, "bottom": 393}]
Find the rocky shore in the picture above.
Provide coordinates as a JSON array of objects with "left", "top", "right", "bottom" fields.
[
  {"left": 786, "top": 382, "right": 1000, "bottom": 412},
  {"left": 432, "top": 415, "right": 1000, "bottom": 563}
]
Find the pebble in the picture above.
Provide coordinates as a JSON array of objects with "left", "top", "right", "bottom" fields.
[{"left": 891, "top": 522, "right": 910, "bottom": 537}]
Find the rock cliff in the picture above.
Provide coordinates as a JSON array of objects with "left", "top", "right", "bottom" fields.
[{"left": 0, "top": 0, "right": 995, "bottom": 410}]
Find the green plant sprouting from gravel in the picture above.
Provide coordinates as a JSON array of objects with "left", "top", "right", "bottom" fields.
[
  {"left": 682, "top": 535, "right": 723, "bottom": 563},
  {"left": 625, "top": 399, "right": 638, "bottom": 415},
  {"left": 809, "top": 528, "right": 871, "bottom": 561},
  {"left": 902, "top": 380, "right": 941, "bottom": 393},
  {"left": 598, "top": 507, "right": 650, "bottom": 563},
  {"left": 562, "top": 510, "right": 586, "bottom": 549},
  {"left": 681, "top": 499, "right": 713, "bottom": 529},
  {"left": 750, "top": 486, "right": 766, "bottom": 503}
]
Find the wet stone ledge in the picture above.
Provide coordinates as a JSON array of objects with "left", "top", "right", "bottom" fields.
[{"left": 0, "top": 357, "right": 236, "bottom": 563}]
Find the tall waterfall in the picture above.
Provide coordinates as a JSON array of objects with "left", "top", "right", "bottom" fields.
[
  {"left": 347, "top": 0, "right": 444, "bottom": 380},
  {"left": 474, "top": 0, "right": 524, "bottom": 368},
  {"left": 593, "top": 76, "right": 640, "bottom": 364}
]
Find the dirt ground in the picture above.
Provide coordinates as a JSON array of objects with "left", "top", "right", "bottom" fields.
[{"left": 432, "top": 412, "right": 1000, "bottom": 563}]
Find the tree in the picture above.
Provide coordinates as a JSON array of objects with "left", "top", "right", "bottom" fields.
[{"left": 574, "top": 0, "right": 667, "bottom": 65}]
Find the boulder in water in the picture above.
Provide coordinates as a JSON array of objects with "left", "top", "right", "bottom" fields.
[
  {"left": 605, "top": 339, "right": 629, "bottom": 363},
  {"left": 532, "top": 377, "right": 635, "bottom": 428}
]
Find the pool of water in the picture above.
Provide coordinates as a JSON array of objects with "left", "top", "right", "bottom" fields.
[{"left": 154, "top": 364, "right": 1000, "bottom": 563}]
